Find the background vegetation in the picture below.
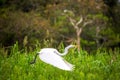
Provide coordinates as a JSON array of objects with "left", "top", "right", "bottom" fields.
[{"left": 0, "top": 0, "right": 120, "bottom": 50}]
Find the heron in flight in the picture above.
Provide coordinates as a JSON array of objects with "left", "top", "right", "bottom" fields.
[{"left": 30, "top": 45, "right": 75, "bottom": 71}]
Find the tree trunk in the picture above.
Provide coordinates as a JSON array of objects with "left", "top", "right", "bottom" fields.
[
  {"left": 76, "top": 28, "right": 82, "bottom": 51},
  {"left": 77, "top": 34, "right": 80, "bottom": 51}
]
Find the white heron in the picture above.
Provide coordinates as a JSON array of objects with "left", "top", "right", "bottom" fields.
[{"left": 30, "top": 45, "right": 75, "bottom": 71}]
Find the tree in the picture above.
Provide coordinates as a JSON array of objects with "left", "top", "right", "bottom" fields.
[{"left": 63, "top": 10, "right": 92, "bottom": 51}]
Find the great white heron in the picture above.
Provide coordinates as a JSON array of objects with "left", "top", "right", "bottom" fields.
[{"left": 30, "top": 45, "right": 75, "bottom": 71}]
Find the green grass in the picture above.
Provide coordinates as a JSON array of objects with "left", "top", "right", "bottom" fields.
[{"left": 0, "top": 44, "right": 120, "bottom": 80}]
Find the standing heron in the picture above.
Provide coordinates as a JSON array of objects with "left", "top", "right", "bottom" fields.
[{"left": 30, "top": 45, "right": 75, "bottom": 71}]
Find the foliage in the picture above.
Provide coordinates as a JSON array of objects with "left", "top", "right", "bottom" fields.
[
  {"left": 0, "top": 0, "right": 120, "bottom": 51},
  {"left": 104, "top": 0, "right": 120, "bottom": 34},
  {"left": 0, "top": 10, "right": 56, "bottom": 48},
  {"left": 0, "top": 43, "right": 120, "bottom": 80}
]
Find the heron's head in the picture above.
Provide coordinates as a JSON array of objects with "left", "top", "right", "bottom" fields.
[{"left": 66, "top": 45, "right": 76, "bottom": 49}]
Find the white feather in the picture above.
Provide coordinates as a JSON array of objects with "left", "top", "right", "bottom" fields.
[
  {"left": 39, "top": 48, "right": 74, "bottom": 71},
  {"left": 30, "top": 45, "right": 75, "bottom": 71}
]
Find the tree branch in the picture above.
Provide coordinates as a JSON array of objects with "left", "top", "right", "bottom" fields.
[
  {"left": 69, "top": 17, "right": 75, "bottom": 26},
  {"left": 76, "top": 16, "right": 83, "bottom": 26},
  {"left": 78, "top": 28, "right": 82, "bottom": 36},
  {"left": 69, "top": 17, "right": 78, "bottom": 29},
  {"left": 83, "top": 20, "right": 92, "bottom": 27}
]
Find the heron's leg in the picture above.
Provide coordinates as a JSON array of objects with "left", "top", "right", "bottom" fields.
[{"left": 30, "top": 53, "right": 39, "bottom": 64}]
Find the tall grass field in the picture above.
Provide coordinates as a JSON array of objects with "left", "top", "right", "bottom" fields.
[{"left": 0, "top": 43, "right": 120, "bottom": 80}]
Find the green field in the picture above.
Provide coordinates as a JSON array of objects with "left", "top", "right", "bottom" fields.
[{"left": 0, "top": 44, "right": 120, "bottom": 80}]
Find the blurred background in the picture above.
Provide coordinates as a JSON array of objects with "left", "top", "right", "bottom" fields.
[{"left": 0, "top": 0, "right": 120, "bottom": 53}]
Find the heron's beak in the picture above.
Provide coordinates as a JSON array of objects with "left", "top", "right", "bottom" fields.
[{"left": 73, "top": 45, "right": 78, "bottom": 48}]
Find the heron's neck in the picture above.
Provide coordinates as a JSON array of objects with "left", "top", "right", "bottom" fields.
[
  {"left": 57, "top": 46, "right": 71, "bottom": 56},
  {"left": 55, "top": 46, "right": 73, "bottom": 56},
  {"left": 61, "top": 48, "right": 69, "bottom": 56}
]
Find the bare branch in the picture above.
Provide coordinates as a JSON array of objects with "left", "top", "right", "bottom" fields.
[
  {"left": 83, "top": 20, "right": 92, "bottom": 27},
  {"left": 76, "top": 16, "right": 83, "bottom": 26},
  {"left": 69, "top": 17, "right": 78, "bottom": 29},
  {"left": 78, "top": 28, "right": 82, "bottom": 36},
  {"left": 69, "top": 17, "right": 75, "bottom": 26}
]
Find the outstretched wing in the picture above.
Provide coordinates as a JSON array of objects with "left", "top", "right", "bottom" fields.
[{"left": 39, "top": 50, "right": 74, "bottom": 71}]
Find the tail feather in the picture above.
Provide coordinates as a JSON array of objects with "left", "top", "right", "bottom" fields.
[{"left": 64, "top": 60, "right": 75, "bottom": 71}]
